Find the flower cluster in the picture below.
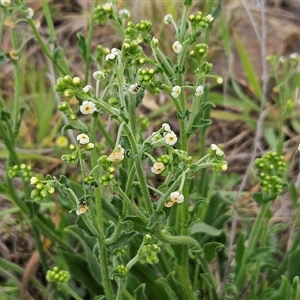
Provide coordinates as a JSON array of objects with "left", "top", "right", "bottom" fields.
[
  {"left": 30, "top": 176, "right": 55, "bottom": 202},
  {"left": 124, "top": 20, "right": 152, "bottom": 40},
  {"left": 138, "top": 243, "right": 161, "bottom": 264},
  {"left": 254, "top": 152, "right": 286, "bottom": 196},
  {"left": 98, "top": 155, "right": 115, "bottom": 186},
  {"left": 61, "top": 134, "right": 94, "bottom": 164},
  {"left": 8, "top": 164, "right": 33, "bottom": 181},
  {"left": 208, "top": 144, "right": 228, "bottom": 172},
  {"left": 189, "top": 11, "right": 213, "bottom": 30},
  {"left": 165, "top": 191, "right": 184, "bottom": 207},
  {"left": 190, "top": 43, "right": 209, "bottom": 60},
  {"left": 137, "top": 68, "right": 160, "bottom": 93},
  {"left": 55, "top": 75, "right": 83, "bottom": 98},
  {"left": 93, "top": 3, "right": 113, "bottom": 25},
  {"left": 46, "top": 267, "right": 70, "bottom": 284}
]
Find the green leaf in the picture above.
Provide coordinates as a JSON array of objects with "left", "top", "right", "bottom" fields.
[
  {"left": 25, "top": 200, "right": 40, "bottom": 218},
  {"left": 59, "top": 249, "right": 103, "bottom": 295},
  {"left": 107, "top": 231, "right": 137, "bottom": 251},
  {"left": 123, "top": 215, "right": 148, "bottom": 235},
  {"left": 253, "top": 192, "right": 264, "bottom": 205},
  {"left": 290, "top": 276, "right": 300, "bottom": 300},
  {"left": 264, "top": 127, "right": 278, "bottom": 149},
  {"left": 266, "top": 276, "right": 290, "bottom": 300},
  {"left": 203, "top": 242, "right": 224, "bottom": 263},
  {"left": 111, "top": 195, "right": 123, "bottom": 216},
  {"left": 287, "top": 249, "right": 300, "bottom": 283},
  {"left": 65, "top": 225, "right": 102, "bottom": 281},
  {"left": 234, "top": 30, "right": 262, "bottom": 98},
  {"left": 156, "top": 277, "right": 180, "bottom": 300},
  {"left": 167, "top": 271, "right": 185, "bottom": 297},
  {"left": 0, "top": 108, "right": 11, "bottom": 121},
  {"left": 77, "top": 33, "right": 87, "bottom": 63},
  {"left": 292, "top": 73, "right": 300, "bottom": 90},
  {"left": 235, "top": 233, "right": 245, "bottom": 278},
  {"left": 190, "top": 221, "right": 222, "bottom": 236},
  {"left": 134, "top": 284, "right": 148, "bottom": 300},
  {"left": 147, "top": 210, "right": 165, "bottom": 230},
  {"left": 289, "top": 183, "right": 298, "bottom": 209},
  {"left": 61, "top": 120, "right": 88, "bottom": 134}
]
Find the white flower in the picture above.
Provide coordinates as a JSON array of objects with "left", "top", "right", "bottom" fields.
[
  {"left": 172, "top": 41, "right": 182, "bottom": 54},
  {"left": 290, "top": 53, "right": 299, "bottom": 60},
  {"left": 298, "top": 144, "right": 300, "bottom": 151},
  {"left": 105, "top": 48, "right": 120, "bottom": 61},
  {"left": 77, "top": 133, "right": 90, "bottom": 145},
  {"left": 80, "top": 101, "right": 97, "bottom": 115},
  {"left": 128, "top": 83, "right": 141, "bottom": 94},
  {"left": 103, "top": 2, "right": 112, "bottom": 11},
  {"left": 279, "top": 56, "right": 285, "bottom": 63},
  {"left": 170, "top": 191, "right": 184, "bottom": 203},
  {"left": 164, "top": 14, "right": 173, "bottom": 24},
  {"left": 216, "top": 77, "right": 223, "bottom": 84},
  {"left": 162, "top": 123, "right": 171, "bottom": 132},
  {"left": 151, "top": 162, "right": 165, "bottom": 174},
  {"left": 195, "top": 85, "right": 204, "bottom": 96},
  {"left": 109, "top": 145, "right": 125, "bottom": 162},
  {"left": 27, "top": 7, "right": 34, "bottom": 19},
  {"left": 30, "top": 177, "right": 39, "bottom": 185},
  {"left": 1, "top": 0, "right": 10, "bottom": 6},
  {"left": 165, "top": 131, "right": 177, "bottom": 146},
  {"left": 206, "top": 14, "right": 214, "bottom": 23},
  {"left": 171, "top": 85, "right": 181, "bottom": 98},
  {"left": 210, "top": 144, "right": 224, "bottom": 156},
  {"left": 119, "top": 9, "right": 130, "bottom": 18},
  {"left": 93, "top": 70, "right": 105, "bottom": 81},
  {"left": 82, "top": 85, "right": 92, "bottom": 93}
]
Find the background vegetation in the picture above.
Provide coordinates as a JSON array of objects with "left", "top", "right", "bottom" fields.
[{"left": 1, "top": 0, "right": 300, "bottom": 299}]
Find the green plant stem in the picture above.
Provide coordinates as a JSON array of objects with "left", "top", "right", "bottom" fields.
[
  {"left": 250, "top": 216, "right": 269, "bottom": 298},
  {"left": 40, "top": 1, "right": 57, "bottom": 41},
  {"left": 116, "top": 277, "right": 125, "bottom": 300},
  {"left": 27, "top": 19, "right": 67, "bottom": 75},
  {"left": 269, "top": 215, "right": 300, "bottom": 283},
  {"left": 235, "top": 202, "right": 271, "bottom": 290},
  {"left": 60, "top": 283, "right": 83, "bottom": 300},
  {"left": 97, "top": 118, "right": 114, "bottom": 148},
  {"left": 97, "top": 237, "right": 114, "bottom": 300},
  {"left": 0, "top": 122, "right": 20, "bottom": 165},
  {"left": 122, "top": 125, "right": 153, "bottom": 215},
  {"left": 31, "top": 221, "right": 49, "bottom": 272},
  {"left": 83, "top": 0, "right": 98, "bottom": 85},
  {"left": 90, "top": 116, "right": 114, "bottom": 300},
  {"left": 112, "top": 180, "right": 148, "bottom": 224},
  {"left": 123, "top": 288, "right": 135, "bottom": 300},
  {"left": 154, "top": 225, "right": 200, "bottom": 250}
]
